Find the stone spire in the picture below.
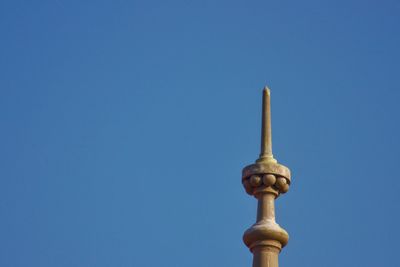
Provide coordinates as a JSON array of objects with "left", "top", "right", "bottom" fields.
[{"left": 242, "top": 87, "right": 291, "bottom": 267}]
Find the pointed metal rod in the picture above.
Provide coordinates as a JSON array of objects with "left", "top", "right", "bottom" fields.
[{"left": 260, "top": 86, "right": 273, "bottom": 159}]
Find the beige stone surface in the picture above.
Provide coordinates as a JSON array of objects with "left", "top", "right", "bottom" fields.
[{"left": 241, "top": 87, "right": 292, "bottom": 267}]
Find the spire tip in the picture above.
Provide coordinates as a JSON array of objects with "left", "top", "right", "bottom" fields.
[{"left": 258, "top": 85, "right": 274, "bottom": 162}]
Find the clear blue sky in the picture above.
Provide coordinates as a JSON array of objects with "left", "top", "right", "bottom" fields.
[{"left": 1, "top": 1, "right": 400, "bottom": 266}]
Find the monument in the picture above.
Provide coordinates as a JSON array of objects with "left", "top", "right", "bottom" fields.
[{"left": 241, "top": 87, "right": 292, "bottom": 267}]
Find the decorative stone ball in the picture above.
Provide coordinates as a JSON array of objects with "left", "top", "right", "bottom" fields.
[
  {"left": 281, "top": 183, "right": 289, "bottom": 193},
  {"left": 242, "top": 179, "right": 253, "bottom": 194},
  {"left": 249, "top": 175, "right": 262, "bottom": 187},
  {"left": 275, "top": 177, "right": 287, "bottom": 189},
  {"left": 262, "top": 174, "right": 276, "bottom": 187}
]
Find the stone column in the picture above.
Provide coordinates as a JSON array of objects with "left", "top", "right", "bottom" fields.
[{"left": 241, "top": 87, "right": 292, "bottom": 267}]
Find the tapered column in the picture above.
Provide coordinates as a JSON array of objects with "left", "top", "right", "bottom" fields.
[
  {"left": 257, "top": 191, "right": 275, "bottom": 222},
  {"left": 241, "top": 87, "right": 292, "bottom": 267},
  {"left": 252, "top": 243, "right": 280, "bottom": 267}
]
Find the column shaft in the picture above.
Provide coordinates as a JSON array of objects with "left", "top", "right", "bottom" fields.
[
  {"left": 252, "top": 246, "right": 280, "bottom": 267},
  {"left": 257, "top": 192, "right": 276, "bottom": 222}
]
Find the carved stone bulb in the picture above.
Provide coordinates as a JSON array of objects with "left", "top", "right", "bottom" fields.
[
  {"left": 262, "top": 174, "right": 276, "bottom": 187},
  {"left": 250, "top": 175, "right": 263, "bottom": 187}
]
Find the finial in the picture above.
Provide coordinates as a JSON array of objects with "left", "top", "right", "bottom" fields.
[
  {"left": 241, "top": 86, "right": 292, "bottom": 267},
  {"left": 258, "top": 86, "right": 276, "bottom": 163}
]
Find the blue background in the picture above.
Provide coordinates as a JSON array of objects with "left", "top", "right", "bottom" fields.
[{"left": 1, "top": 1, "right": 400, "bottom": 266}]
